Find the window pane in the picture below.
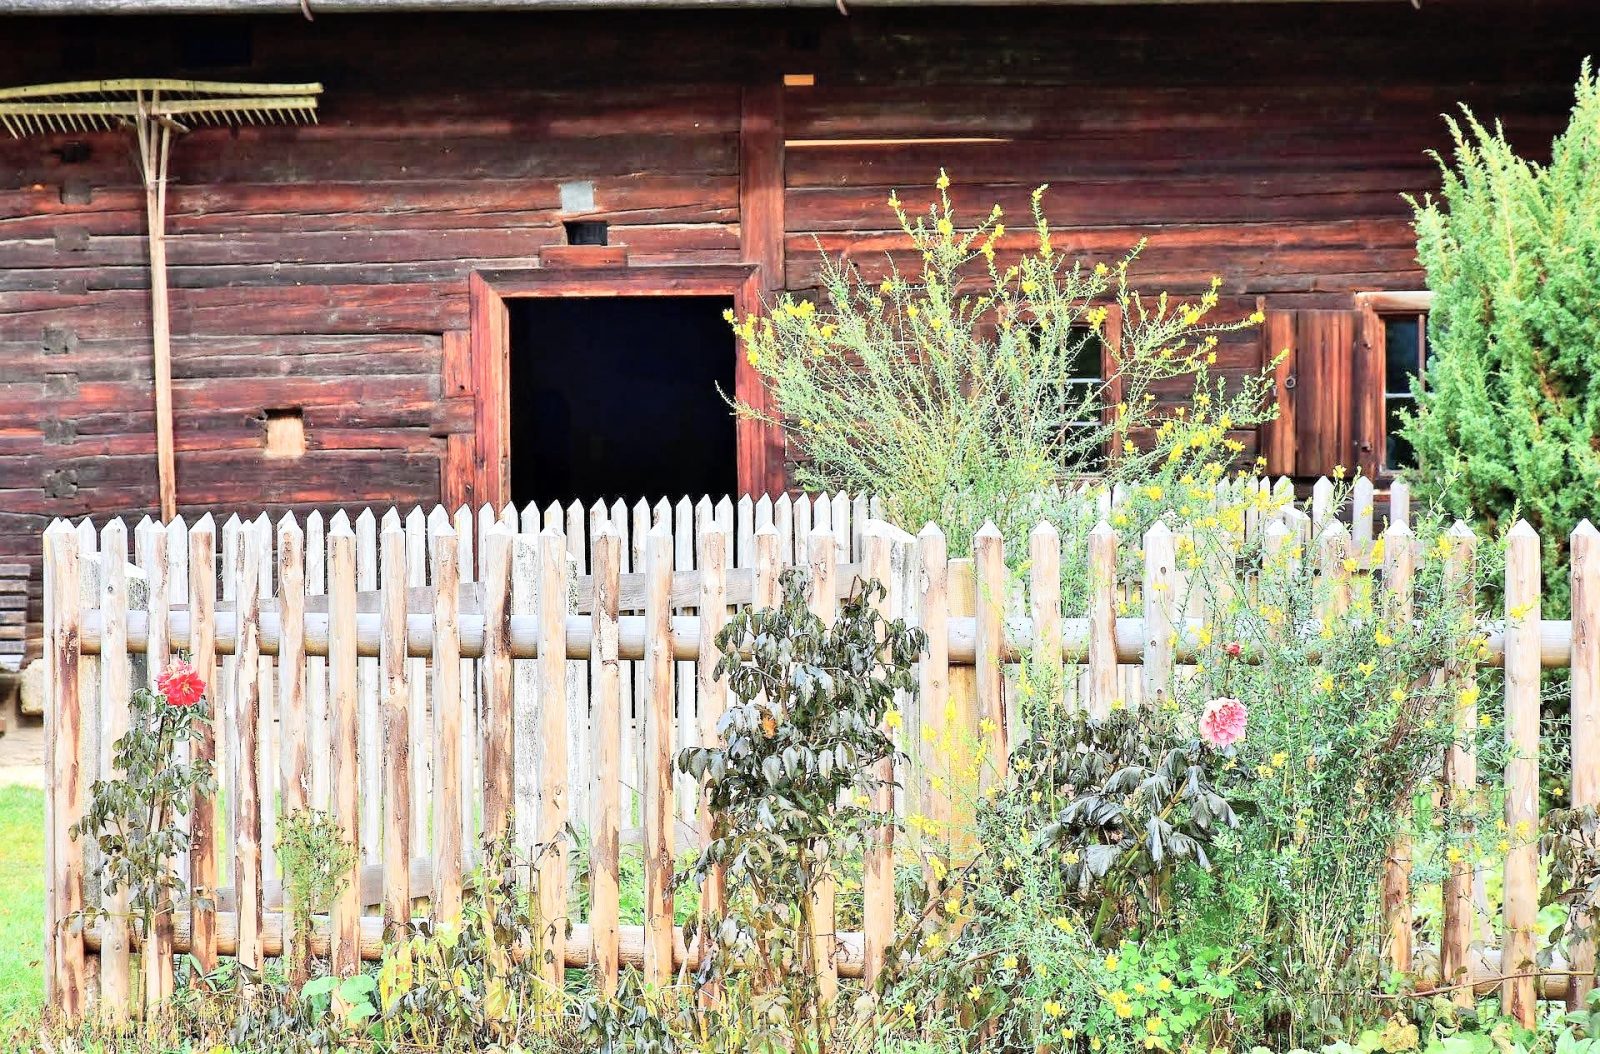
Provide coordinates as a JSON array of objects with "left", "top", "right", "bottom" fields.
[
  {"left": 1067, "top": 326, "right": 1103, "bottom": 381},
  {"left": 1384, "top": 316, "right": 1420, "bottom": 393},
  {"left": 1385, "top": 396, "right": 1415, "bottom": 469}
]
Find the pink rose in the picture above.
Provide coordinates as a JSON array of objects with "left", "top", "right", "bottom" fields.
[{"left": 1200, "top": 697, "right": 1247, "bottom": 749}]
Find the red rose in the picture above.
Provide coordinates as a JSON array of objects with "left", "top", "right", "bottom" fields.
[
  {"left": 157, "top": 661, "right": 206, "bottom": 708},
  {"left": 1224, "top": 641, "right": 1242, "bottom": 658}
]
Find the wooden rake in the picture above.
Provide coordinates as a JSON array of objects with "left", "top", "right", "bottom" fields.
[{"left": 0, "top": 79, "right": 323, "bottom": 521}]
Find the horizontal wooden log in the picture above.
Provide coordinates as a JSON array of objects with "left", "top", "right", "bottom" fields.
[
  {"left": 77, "top": 605, "right": 1575, "bottom": 670},
  {"left": 83, "top": 913, "right": 867, "bottom": 979}
]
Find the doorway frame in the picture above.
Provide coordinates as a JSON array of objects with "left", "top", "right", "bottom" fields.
[{"left": 460, "top": 263, "right": 782, "bottom": 510}]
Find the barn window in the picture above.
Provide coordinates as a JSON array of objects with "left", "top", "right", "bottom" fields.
[
  {"left": 1062, "top": 325, "right": 1108, "bottom": 471},
  {"left": 1379, "top": 311, "right": 1429, "bottom": 470}
]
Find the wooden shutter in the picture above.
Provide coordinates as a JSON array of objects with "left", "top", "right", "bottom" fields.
[{"left": 1261, "top": 309, "right": 1358, "bottom": 479}]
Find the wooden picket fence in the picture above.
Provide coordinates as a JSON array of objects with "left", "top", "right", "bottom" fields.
[{"left": 38, "top": 479, "right": 1600, "bottom": 1028}]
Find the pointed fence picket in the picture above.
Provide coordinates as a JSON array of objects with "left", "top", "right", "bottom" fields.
[{"left": 42, "top": 480, "right": 1574, "bottom": 1027}]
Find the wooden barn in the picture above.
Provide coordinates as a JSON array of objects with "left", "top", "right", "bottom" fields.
[{"left": 0, "top": 0, "right": 1590, "bottom": 669}]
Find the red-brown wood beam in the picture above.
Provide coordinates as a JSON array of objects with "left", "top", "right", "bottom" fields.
[
  {"left": 737, "top": 80, "right": 788, "bottom": 498},
  {"left": 467, "top": 273, "right": 509, "bottom": 510}
]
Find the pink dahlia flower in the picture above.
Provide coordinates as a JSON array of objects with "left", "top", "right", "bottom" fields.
[{"left": 1199, "top": 697, "right": 1247, "bottom": 749}]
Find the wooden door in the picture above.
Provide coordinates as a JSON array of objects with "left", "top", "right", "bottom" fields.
[{"left": 1261, "top": 309, "right": 1361, "bottom": 479}]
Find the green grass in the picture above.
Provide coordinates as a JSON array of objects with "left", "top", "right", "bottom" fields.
[{"left": 0, "top": 784, "right": 45, "bottom": 1028}]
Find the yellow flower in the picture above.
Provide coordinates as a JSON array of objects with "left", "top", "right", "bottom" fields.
[
  {"left": 1480, "top": 713, "right": 1493, "bottom": 728},
  {"left": 1156, "top": 976, "right": 1173, "bottom": 993},
  {"left": 1271, "top": 752, "right": 1288, "bottom": 768},
  {"left": 1446, "top": 846, "right": 1464, "bottom": 864},
  {"left": 1003, "top": 955, "right": 1019, "bottom": 971},
  {"left": 1044, "top": 1000, "right": 1064, "bottom": 1019},
  {"left": 1092, "top": 1037, "right": 1104, "bottom": 1050},
  {"left": 1147, "top": 1016, "right": 1164, "bottom": 1034},
  {"left": 885, "top": 708, "right": 903, "bottom": 730},
  {"left": 1390, "top": 687, "right": 1406, "bottom": 703},
  {"left": 1052, "top": 916, "right": 1074, "bottom": 932},
  {"left": 936, "top": 170, "right": 951, "bottom": 190},
  {"left": 944, "top": 896, "right": 961, "bottom": 916},
  {"left": 937, "top": 218, "right": 954, "bottom": 238},
  {"left": 968, "top": 984, "right": 983, "bottom": 1002},
  {"left": 1104, "top": 954, "right": 1119, "bottom": 972}
]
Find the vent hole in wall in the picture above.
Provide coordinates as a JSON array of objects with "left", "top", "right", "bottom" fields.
[
  {"left": 263, "top": 407, "right": 305, "bottom": 459},
  {"left": 564, "top": 220, "right": 609, "bottom": 246}
]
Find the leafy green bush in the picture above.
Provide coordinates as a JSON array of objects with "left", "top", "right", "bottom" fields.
[
  {"left": 1406, "top": 62, "right": 1600, "bottom": 604},
  {"left": 730, "top": 172, "right": 1276, "bottom": 556}
]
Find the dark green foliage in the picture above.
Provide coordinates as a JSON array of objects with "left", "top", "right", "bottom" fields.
[
  {"left": 1406, "top": 61, "right": 1600, "bottom": 604},
  {"left": 71, "top": 685, "right": 215, "bottom": 950}
]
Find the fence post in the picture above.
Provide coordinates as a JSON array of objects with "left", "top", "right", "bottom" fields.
[
  {"left": 482, "top": 524, "right": 514, "bottom": 843},
  {"left": 974, "top": 523, "right": 1008, "bottom": 783},
  {"left": 405, "top": 506, "right": 429, "bottom": 854},
  {"left": 590, "top": 524, "right": 622, "bottom": 997},
  {"left": 98, "top": 519, "right": 132, "bottom": 1019},
  {"left": 1571, "top": 521, "right": 1600, "bottom": 1009},
  {"left": 188, "top": 515, "right": 219, "bottom": 975},
  {"left": 807, "top": 530, "right": 841, "bottom": 1005},
  {"left": 512, "top": 532, "right": 539, "bottom": 856},
  {"left": 233, "top": 524, "right": 264, "bottom": 974},
  {"left": 861, "top": 523, "right": 895, "bottom": 987},
  {"left": 537, "top": 525, "right": 570, "bottom": 988},
  {"left": 1381, "top": 523, "right": 1415, "bottom": 978},
  {"left": 356, "top": 509, "right": 380, "bottom": 869},
  {"left": 44, "top": 523, "right": 86, "bottom": 1020},
  {"left": 643, "top": 523, "right": 676, "bottom": 988},
  {"left": 915, "top": 524, "right": 949, "bottom": 838},
  {"left": 696, "top": 524, "right": 730, "bottom": 928},
  {"left": 1502, "top": 521, "right": 1540, "bottom": 1027},
  {"left": 327, "top": 515, "right": 362, "bottom": 978},
  {"left": 381, "top": 518, "right": 412, "bottom": 943},
  {"left": 431, "top": 525, "right": 464, "bottom": 929},
  {"left": 1143, "top": 521, "right": 1175, "bottom": 709},
  {"left": 279, "top": 516, "right": 308, "bottom": 821},
  {"left": 136, "top": 515, "right": 176, "bottom": 1010},
  {"left": 1440, "top": 521, "right": 1478, "bottom": 1005},
  {"left": 1029, "top": 521, "right": 1063, "bottom": 710},
  {"left": 1088, "top": 522, "right": 1118, "bottom": 718}
]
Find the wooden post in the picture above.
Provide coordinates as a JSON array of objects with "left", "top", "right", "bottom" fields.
[
  {"left": 512, "top": 532, "right": 539, "bottom": 856},
  {"left": 696, "top": 524, "right": 730, "bottom": 924},
  {"left": 141, "top": 119, "right": 177, "bottom": 523},
  {"left": 1502, "top": 521, "right": 1540, "bottom": 1027},
  {"left": 431, "top": 527, "right": 464, "bottom": 929},
  {"left": 327, "top": 518, "right": 362, "bottom": 978},
  {"left": 1440, "top": 521, "right": 1477, "bottom": 1004},
  {"left": 482, "top": 525, "right": 514, "bottom": 842},
  {"left": 1029, "top": 521, "right": 1063, "bottom": 709},
  {"left": 1142, "top": 521, "right": 1175, "bottom": 709},
  {"left": 1318, "top": 523, "right": 1352, "bottom": 619},
  {"left": 381, "top": 520, "right": 412, "bottom": 942},
  {"left": 45, "top": 522, "right": 87, "bottom": 1020},
  {"left": 98, "top": 520, "right": 132, "bottom": 1019},
  {"left": 642, "top": 524, "right": 675, "bottom": 988},
  {"left": 405, "top": 506, "right": 429, "bottom": 854},
  {"left": 1352, "top": 475, "right": 1375, "bottom": 562},
  {"left": 861, "top": 524, "right": 894, "bottom": 987},
  {"left": 916, "top": 524, "right": 949, "bottom": 833},
  {"left": 1088, "top": 523, "right": 1118, "bottom": 719},
  {"left": 233, "top": 525, "right": 264, "bottom": 973},
  {"left": 278, "top": 516, "right": 308, "bottom": 824},
  {"left": 807, "top": 530, "right": 840, "bottom": 1005},
  {"left": 1571, "top": 521, "right": 1600, "bottom": 1009},
  {"left": 187, "top": 516, "right": 218, "bottom": 975},
  {"left": 306, "top": 511, "right": 329, "bottom": 813},
  {"left": 537, "top": 525, "right": 570, "bottom": 987},
  {"left": 973, "top": 523, "right": 1008, "bottom": 783},
  {"left": 1381, "top": 523, "right": 1415, "bottom": 978},
  {"left": 137, "top": 515, "right": 176, "bottom": 1010},
  {"left": 356, "top": 510, "right": 380, "bottom": 868},
  {"left": 590, "top": 525, "right": 622, "bottom": 997}
]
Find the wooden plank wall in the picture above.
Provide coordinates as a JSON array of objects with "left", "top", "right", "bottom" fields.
[{"left": 0, "top": 3, "right": 1590, "bottom": 655}]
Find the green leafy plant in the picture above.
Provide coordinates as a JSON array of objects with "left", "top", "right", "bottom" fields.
[
  {"left": 1406, "top": 61, "right": 1600, "bottom": 605},
  {"left": 729, "top": 172, "right": 1276, "bottom": 556},
  {"left": 276, "top": 808, "right": 358, "bottom": 990},
  {"left": 660, "top": 570, "right": 924, "bottom": 1054},
  {"left": 69, "top": 661, "right": 215, "bottom": 997}
]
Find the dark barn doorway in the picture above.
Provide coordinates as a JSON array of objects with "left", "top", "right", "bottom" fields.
[{"left": 507, "top": 296, "right": 738, "bottom": 510}]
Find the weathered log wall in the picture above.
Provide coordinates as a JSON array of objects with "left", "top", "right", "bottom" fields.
[{"left": 0, "top": 3, "right": 1590, "bottom": 654}]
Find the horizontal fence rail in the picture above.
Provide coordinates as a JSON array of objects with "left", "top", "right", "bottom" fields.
[{"left": 38, "top": 479, "right": 1600, "bottom": 1026}]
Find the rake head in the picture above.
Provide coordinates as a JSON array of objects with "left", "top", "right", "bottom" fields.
[{"left": 0, "top": 78, "right": 322, "bottom": 138}]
